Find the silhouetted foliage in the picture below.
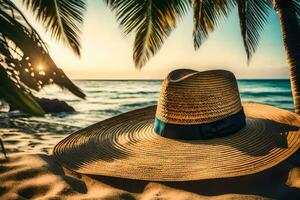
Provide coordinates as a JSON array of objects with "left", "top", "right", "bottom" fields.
[{"left": 0, "top": 0, "right": 85, "bottom": 116}]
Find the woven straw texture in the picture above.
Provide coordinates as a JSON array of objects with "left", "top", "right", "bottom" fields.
[
  {"left": 53, "top": 103, "right": 300, "bottom": 181},
  {"left": 156, "top": 69, "right": 242, "bottom": 124}
]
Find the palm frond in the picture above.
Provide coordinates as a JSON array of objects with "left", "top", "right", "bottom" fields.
[
  {"left": 0, "top": 0, "right": 85, "bottom": 99},
  {"left": 193, "top": 0, "right": 234, "bottom": 49},
  {"left": 105, "top": 0, "right": 190, "bottom": 69},
  {"left": 0, "top": 65, "right": 44, "bottom": 116},
  {"left": 236, "top": 0, "right": 272, "bottom": 62},
  {"left": 292, "top": 0, "right": 300, "bottom": 23},
  {"left": 22, "top": 0, "right": 86, "bottom": 56}
]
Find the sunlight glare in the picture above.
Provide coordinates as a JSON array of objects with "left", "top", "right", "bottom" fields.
[{"left": 37, "top": 65, "right": 44, "bottom": 71}]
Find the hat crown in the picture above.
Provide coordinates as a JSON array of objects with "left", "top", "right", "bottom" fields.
[{"left": 155, "top": 69, "right": 242, "bottom": 124}]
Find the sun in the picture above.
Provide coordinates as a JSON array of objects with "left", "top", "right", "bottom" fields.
[
  {"left": 37, "top": 65, "right": 44, "bottom": 71},
  {"left": 37, "top": 64, "right": 46, "bottom": 76}
]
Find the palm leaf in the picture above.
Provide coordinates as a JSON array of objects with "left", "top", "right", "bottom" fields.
[
  {"left": 105, "top": 0, "right": 190, "bottom": 68},
  {"left": 193, "top": 0, "right": 234, "bottom": 49},
  {"left": 236, "top": 0, "right": 272, "bottom": 62},
  {"left": 292, "top": 0, "right": 300, "bottom": 23},
  {"left": 22, "top": 0, "right": 86, "bottom": 56},
  {"left": 0, "top": 0, "right": 85, "bottom": 99},
  {"left": 0, "top": 65, "right": 44, "bottom": 116}
]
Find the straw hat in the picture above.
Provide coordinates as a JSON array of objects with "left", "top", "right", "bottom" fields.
[{"left": 53, "top": 69, "right": 300, "bottom": 181}]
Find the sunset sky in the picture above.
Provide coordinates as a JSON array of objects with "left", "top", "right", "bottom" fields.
[{"left": 16, "top": 0, "right": 289, "bottom": 79}]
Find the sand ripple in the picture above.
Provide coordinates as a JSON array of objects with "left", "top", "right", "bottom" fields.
[
  {"left": 1, "top": 118, "right": 79, "bottom": 154},
  {"left": 0, "top": 153, "right": 300, "bottom": 199}
]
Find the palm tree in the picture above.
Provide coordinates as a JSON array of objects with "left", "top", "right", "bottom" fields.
[
  {"left": 105, "top": 0, "right": 300, "bottom": 114},
  {"left": 5, "top": 0, "right": 298, "bottom": 114},
  {"left": 231, "top": 0, "right": 300, "bottom": 114},
  {"left": 0, "top": 0, "right": 86, "bottom": 115},
  {"left": 272, "top": 0, "right": 300, "bottom": 114}
]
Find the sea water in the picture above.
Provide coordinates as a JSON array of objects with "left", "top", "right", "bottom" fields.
[{"left": 32, "top": 79, "right": 293, "bottom": 128}]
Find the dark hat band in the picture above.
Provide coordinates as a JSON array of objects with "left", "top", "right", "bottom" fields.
[{"left": 154, "top": 108, "right": 246, "bottom": 140}]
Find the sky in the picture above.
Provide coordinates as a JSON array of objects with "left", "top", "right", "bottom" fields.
[{"left": 15, "top": 0, "right": 289, "bottom": 79}]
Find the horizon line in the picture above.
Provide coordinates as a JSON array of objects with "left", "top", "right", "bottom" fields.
[{"left": 72, "top": 78, "right": 290, "bottom": 81}]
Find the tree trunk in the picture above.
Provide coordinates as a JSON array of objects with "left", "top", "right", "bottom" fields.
[{"left": 274, "top": 0, "right": 300, "bottom": 114}]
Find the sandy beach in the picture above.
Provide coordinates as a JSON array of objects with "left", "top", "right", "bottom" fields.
[
  {"left": 1, "top": 0, "right": 300, "bottom": 198},
  {"left": 0, "top": 116, "right": 79, "bottom": 155},
  {"left": 1, "top": 117, "right": 300, "bottom": 200},
  {"left": 1, "top": 152, "right": 300, "bottom": 200}
]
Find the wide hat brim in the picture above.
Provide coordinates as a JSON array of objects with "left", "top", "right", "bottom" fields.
[{"left": 53, "top": 103, "right": 300, "bottom": 181}]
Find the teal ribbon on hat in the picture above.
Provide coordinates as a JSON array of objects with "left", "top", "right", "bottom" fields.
[{"left": 154, "top": 108, "right": 246, "bottom": 140}]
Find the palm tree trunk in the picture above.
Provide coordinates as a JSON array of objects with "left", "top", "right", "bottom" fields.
[{"left": 274, "top": 0, "right": 300, "bottom": 114}]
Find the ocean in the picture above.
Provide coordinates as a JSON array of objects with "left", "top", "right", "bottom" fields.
[{"left": 30, "top": 79, "right": 293, "bottom": 128}]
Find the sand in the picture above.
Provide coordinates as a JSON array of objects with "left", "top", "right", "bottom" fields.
[
  {"left": 0, "top": 116, "right": 79, "bottom": 154},
  {"left": 1, "top": 117, "right": 300, "bottom": 199},
  {"left": 1, "top": 153, "right": 300, "bottom": 200}
]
